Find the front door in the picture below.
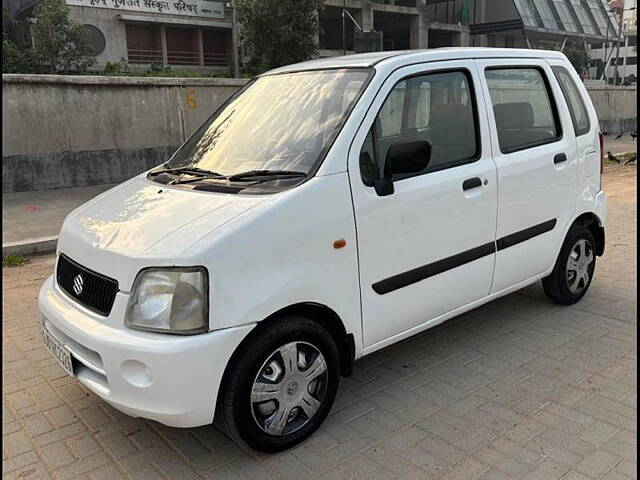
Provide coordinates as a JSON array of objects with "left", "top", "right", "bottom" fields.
[
  {"left": 348, "top": 61, "right": 498, "bottom": 350},
  {"left": 475, "top": 59, "right": 578, "bottom": 294}
]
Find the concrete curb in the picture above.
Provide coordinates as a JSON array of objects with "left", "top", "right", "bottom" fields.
[{"left": 3, "top": 236, "right": 58, "bottom": 257}]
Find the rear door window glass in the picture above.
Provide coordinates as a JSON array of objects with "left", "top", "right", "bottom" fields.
[
  {"left": 552, "top": 66, "right": 591, "bottom": 136},
  {"left": 485, "top": 67, "right": 562, "bottom": 153}
]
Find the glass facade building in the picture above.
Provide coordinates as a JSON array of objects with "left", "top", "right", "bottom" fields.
[{"left": 509, "top": 0, "right": 619, "bottom": 39}]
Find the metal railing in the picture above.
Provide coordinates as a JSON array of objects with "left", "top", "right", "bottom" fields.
[
  {"left": 166, "top": 50, "right": 200, "bottom": 66},
  {"left": 127, "top": 48, "right": 163, "bottom": 64},
  {"left": 203, "top": 52, "right": 231, "bottom": 67},
  {"left": 127, "top": 48, "right": 230, "bottom": 67}
]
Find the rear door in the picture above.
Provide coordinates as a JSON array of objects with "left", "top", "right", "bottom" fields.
[
  {"left": 548, "top": 60, "right": 602, "bottom": 194},
  {"left": 475, "top": 58, "right": 578, "bottom": 294},
  {"left": 349, "top": 60, "right": 498, "bottom": 350}
]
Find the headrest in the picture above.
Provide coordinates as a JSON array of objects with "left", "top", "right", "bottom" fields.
[
  {"left": 493, "top": 102, "right": 534, "bottom": 129},
  {"left": 430, "top": 104, "right": 472, "bottom": 126}
]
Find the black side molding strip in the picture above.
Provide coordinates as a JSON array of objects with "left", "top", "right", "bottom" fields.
[
  {"left": 372, "top": 242, "right": 496, "bottom": 295},
  {"left": 371, "top": 218, "right": 557, "bottom": 295},
  {"left": 496, "top": 219, "right": 557, "bottom": 251}
]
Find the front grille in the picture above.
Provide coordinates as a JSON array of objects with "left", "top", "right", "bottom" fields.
[{"left": 56, "top": 254, "right": 119, "bottom": 316}]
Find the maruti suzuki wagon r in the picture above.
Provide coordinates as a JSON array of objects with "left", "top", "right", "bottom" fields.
[{"left": 39, "top": 48, "right": 607, "bottom": 452}]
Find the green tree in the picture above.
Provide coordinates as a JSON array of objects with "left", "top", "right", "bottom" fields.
[
  {"left": 30, "top": 0, "right": 95, "bottom": 73},
  {"left": 237, "top": 0, "right": 321, "bottom": 73},
  {"left": 2, "top": 7, "right": 36, "bottom": 73},
  {"left": 563, "top": 42, "right": 589, "bottom": 77}
]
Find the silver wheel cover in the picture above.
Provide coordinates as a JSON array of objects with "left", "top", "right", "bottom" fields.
[
  {"left": 566, "top": 239, "right": 594, "bottom": 294},
  {"left": 250, "top": 341, "right": 328, "bottom": 436}
]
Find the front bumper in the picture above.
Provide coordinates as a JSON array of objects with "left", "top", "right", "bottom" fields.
[{"left": 38, "top": 275, "right": 254, "bottom": 428}]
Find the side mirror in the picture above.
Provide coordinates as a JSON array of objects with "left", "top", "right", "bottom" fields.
[
  {"left": 385, "top": 140, "right": 432, "bottom": 177},
  {"left": 374, "top": 140, "right": 432, "bottom": 197}
]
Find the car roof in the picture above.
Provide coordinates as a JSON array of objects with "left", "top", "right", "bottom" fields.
[{"left": 265, "top": 48, "right": 567, "bottom": 75}]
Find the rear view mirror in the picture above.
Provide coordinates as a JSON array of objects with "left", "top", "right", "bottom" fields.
[{"left": 374, "top": 140, "right": 432, "bottom": 197}]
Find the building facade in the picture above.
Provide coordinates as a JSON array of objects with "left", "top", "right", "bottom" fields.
[
  {"left": 318, "top": 0, "right": 619, "bottom": 55},
  {"left": 588, "top": 0, "right": 637, "bottom": 82},
  {"left": 318, "top": 0, "right": 471, "bottom": 58},
  {"left": 7, "top": 0, "right": 622, "bottom": 74},
  {"left": 11, "top": 0, "right": 237, "bottom": 73}
]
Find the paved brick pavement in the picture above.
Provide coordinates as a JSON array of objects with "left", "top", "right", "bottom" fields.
[{"left": 3, "top": 165, "right": 637, "bottom": 480}]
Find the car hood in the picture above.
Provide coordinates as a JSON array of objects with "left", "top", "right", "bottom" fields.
[{"left": 56, "top": 176, "right": 270, "bottom": 290}]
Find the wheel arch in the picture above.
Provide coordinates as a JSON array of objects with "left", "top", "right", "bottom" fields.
[
  {"left": 222, "top": 303, "right": 356, "bottom": 384},
  {"left": 265, "top": 303, "right": 356, "bottom": 377},
  {"left": 570, "top": 212, "right": 605, "bottom": 256}
]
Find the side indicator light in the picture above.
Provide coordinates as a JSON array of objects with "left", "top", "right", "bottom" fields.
[{"left": 333, "top": 239, "right": 347, "bottom": 249}]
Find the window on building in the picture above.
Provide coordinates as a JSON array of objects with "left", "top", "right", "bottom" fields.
[
  {"left": 626, "top": 56, "right": 638, "bottom": 65},
  {"left": 83, "top": 25, "right": 106, "bottom": 56},
  {"left": 166, "top": 27, "right": 199, "bottom": 66},
  {"left": 203, "top": 28, "right": 231, "bottom": 66},
  {"left": 585, "top": 0, "right": 610, "bottom": 35},
  {"left": 126, "top": 23, "right": 162, "bottom": 64},
  {"left": 485, "top": 67, "right": 561, "bottom": 153},
  {"left": 611, "top": 57, "right": 625, "bottom": 65},
  {"left": 628, "top": 36, "right": 637, "bottom": 47},
  {"left": 512, "top": 0, "right": 541, "bottom": 28},
  {"left": 552, "top": 66, "right": 590, "bottom": 136},
  {"left": 360, "top": 70, "right": 479, "bottom": 184},
  {"left": 568, "top": 0, "right": 596, "bottom": 34},
  {"left": 591, "top": 43, "right": 604, "bottom": 49},
  {"left": 550, "top": 0, "right": 580, "bottom": 32},
  {"left": 531, "top": 0, "right": 560, "bottom": 30}
]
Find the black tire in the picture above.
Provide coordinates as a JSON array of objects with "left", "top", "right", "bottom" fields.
[
  {"left": 216, "top": 316, "right": 340, "bottom": 452},
  {"left": 542, "top": 225, "right": 597, "bottom": 305}
]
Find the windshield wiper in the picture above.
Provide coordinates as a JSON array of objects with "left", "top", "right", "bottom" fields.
[
  {"left": 149, "top": 166, "right": 225, "bottom": 178},
  {"left": 226, "top": 169, "right": 307, "bottom": 182}
]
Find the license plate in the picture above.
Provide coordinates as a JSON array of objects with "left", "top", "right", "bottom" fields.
[{"left": 39, "top": 322, "right": 74, "bottom": 377}]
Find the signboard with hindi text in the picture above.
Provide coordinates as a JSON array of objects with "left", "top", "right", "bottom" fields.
[{"left": 65, "top": 0, "right": 225, "bottom": 19}]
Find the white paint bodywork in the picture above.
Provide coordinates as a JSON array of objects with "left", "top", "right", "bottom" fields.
[{"left": 38, "top": 48, "right": 606, "bottom": 428}]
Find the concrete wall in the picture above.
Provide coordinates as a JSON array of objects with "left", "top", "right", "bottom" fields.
[
  {"left": 2, "top": 74, "right": 247, "bottom": 192},
  {"left": 2, "top": 74, "right": 636, "bottom": 192},
  {"left": 587, "top": 85, "right": 637, "bottom": 133}
]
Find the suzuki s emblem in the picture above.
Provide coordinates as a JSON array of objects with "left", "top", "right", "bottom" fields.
[{"left": 72, "top": 274, "right": 84, "bottom": 295}]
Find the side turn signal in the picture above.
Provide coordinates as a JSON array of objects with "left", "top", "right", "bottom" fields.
[{"left": 333, "top": 239, "right": 347, "bottom": 250}]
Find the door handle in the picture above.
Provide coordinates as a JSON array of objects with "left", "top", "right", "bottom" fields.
[
  {"left": 462, "top": 177, "right": 483, "bottom": 191},
  {"left": 554, "top": 153, "right": 568, "bottom": 164}
]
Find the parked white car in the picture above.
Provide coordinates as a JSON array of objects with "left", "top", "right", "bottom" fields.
[{"left": 39, "top": 48, "right": 607, "bottom": 452}]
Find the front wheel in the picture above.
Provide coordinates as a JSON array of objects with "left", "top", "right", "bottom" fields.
[
  {"left": 542, "top": 225, "right": 596, "bottom": 305},
  {"left": 216, "top": 316, "right": 340, "bottom": 452}
]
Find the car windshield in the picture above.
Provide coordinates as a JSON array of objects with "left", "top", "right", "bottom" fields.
[{"left": 164, "top": 68, "right": 371, "bottom": 177}]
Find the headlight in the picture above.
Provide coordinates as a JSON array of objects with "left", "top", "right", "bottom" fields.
[{"left": 125, "top": 267, "right": 208, "bottom": 334}]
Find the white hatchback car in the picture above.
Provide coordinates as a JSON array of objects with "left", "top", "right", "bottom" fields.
[{"left": 39, "top": 48, "right": 607, "bottom": 452}]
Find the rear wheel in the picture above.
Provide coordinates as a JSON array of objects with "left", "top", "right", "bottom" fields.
[
  {"left": 216, "top": 316, "right": 339, "bottom": 452},
  {"left": 542, "top": 225, "right": 596, "bottom": 305}
]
